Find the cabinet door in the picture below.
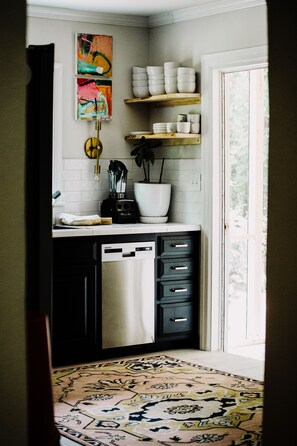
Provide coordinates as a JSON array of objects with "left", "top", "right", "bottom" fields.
[{"left": 52, "top": 264, "right": 97, "bottom": 364}]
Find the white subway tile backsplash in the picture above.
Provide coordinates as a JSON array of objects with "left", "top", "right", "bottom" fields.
[
  {"left": 62, "top": 192, "right": 82, "bottom": 203},
  {"left": 64, "top": 180, "right": 84, "bottom": 192},
  {"left": 63, "top": 169, "right": 81, "bottom": 181},
  {"left": 61, "top": 157, "right": 203, "bottom": 222}
]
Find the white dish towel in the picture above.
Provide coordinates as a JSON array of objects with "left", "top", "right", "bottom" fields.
[{"left": 58, "top": 213, "right": 101, "bottom": 226}]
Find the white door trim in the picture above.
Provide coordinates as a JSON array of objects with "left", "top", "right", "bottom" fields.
[{"left": 200, "top": 46, "right": 268, "bottom": 351}]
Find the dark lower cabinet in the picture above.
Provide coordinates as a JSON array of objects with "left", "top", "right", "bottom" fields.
[
  {"left": 156, "top": 233, "right": 200, "bottom": 346},
  {"left": 52, "top": 231, "right": 200, "bottom": 366},
  {"left": 52, "top": 264, "right": 97, "bottom": 364},
  {"left": 52, "top": 237, "right": 98, "bottom": 365}
]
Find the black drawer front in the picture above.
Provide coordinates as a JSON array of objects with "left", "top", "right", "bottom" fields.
[
  {"left": 159, "top": 280, "right": 193, "bottom": 300},
  {"left": 159, "top": 236, "right": 194, "bottom": 256},
  {"left": 53, "top": 238, "right": 97, "bottom": 265},
  {"left": 159, "top": 302, "right": 193, "bottom": 335},
  {"left": 159, "top": 258, "right": 193, "bottom": 279}
]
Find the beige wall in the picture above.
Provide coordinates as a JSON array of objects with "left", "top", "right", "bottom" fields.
[
  {"left": 27, "top": 6, "right": 267, "bottom": 162},
  {"left": 149, "top": 6, "right": 267, "bottom": 66},
  {"left": 27, "top": 17, "right": 149, "bottom": 160},
  {"left": 0, "top": 2, "right": 27, "bottom": 444}
]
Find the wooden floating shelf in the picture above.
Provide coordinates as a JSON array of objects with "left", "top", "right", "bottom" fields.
[
  {"left": 125, "top": 133, "right": 200, "bottom": 146},
  {"left": 124, "top": 93, "right": 201, "bottom": 107}
]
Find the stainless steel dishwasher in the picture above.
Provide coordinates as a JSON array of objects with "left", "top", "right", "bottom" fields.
[{"left": 101, "top": 241, "right": 155, "bottom": 349}]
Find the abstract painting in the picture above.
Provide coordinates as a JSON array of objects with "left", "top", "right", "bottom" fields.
[
  {"left": 76, "top": 33, "right": 112, "bottom": 77},
  {"left": 76, "top": 77, "right": 112, "bottom": 121}
]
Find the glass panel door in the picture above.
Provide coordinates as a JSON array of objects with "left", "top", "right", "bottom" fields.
[{"left": 223, "top": 68, "right": 269, "bottom": 358}]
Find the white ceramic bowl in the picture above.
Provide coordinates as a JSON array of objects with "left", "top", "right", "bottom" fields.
[
  {"left": 164, "top": 61, "right": 179, "bottom": 70},
  {"left": 164, "top": 67, "right": 178, "bottom": 76},
  {"left": 177, "top": 67, "right": 195, "bottom": 76},
  {"left": 177, "top": 81, "right": 196, "bottom": 93},
  {"left": 149, "top": 84, "right": 165, "bottom": 95},
  {"left": 132, "top": 73, "right": 148, "bottom": 80},
  {"left": 132, "top": 80, "right": 149, "bottom": 87},
  {"left": 148, "top": 73, "right": 164, "bottom": 81},
  {"left": 165, "top": 83, "right": 178, "bottom": 94},
  {"left": 132, "top": 66, "right": 147, "bottom": 74},
  {"left": 133, "top": 86, "right": 150, "bottom": 97},
  {"left": 177, "top": 121, "right": 191, "bottom": 133},
  {"left": 177, "top": 74, "right": 196, "bottom": 82},
  {"left": 148, "top": 79, "right": 165, "bottom": 86},
  {"left": 147, "top": 66, "right": 164, "bottom": 75}
]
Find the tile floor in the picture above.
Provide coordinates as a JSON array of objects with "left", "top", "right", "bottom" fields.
[{"left": 58, "top": 347, "right": 265, "bottom": 446}]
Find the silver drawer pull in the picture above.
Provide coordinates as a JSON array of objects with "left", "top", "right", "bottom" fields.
[
  {"left": 170, "top": 317, "right": 188, "bottom": 322},
  {"left": 170, "top": 288, "right": 188, "bottom": 293},
  {"left": 171, "top": 265, "right": 188, "bottom": 271},
  {"left": 171, "top": 243, "right": 188, "bottom": 248}
]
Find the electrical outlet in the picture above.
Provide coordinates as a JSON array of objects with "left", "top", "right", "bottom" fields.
[{"left": 191, "top": 173, "right": 201, "bottom": 190}]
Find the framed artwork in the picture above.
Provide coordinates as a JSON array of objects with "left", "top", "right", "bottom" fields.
[
  {"left": 76, "top": 77, "right": 112, "bottom": 121},
  {"left": 76, "top": 33, "right": 112, "bottom": 77}
]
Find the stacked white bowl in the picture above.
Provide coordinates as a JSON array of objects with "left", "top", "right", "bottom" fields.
[
  {"left": 177, "top": 67, "right": 196, "bottom": 93},
  {"left": 164, "top": 62, "right": 180, "bottom": 94},
  {"left": 153, "top": 122, "right": 167, "bottom": 134},
  {"left": 147, "top": 66, "right": 165, "bottom": 96},
  {"left": 132, "top": 66, "right": 149, "bottom": 98}
]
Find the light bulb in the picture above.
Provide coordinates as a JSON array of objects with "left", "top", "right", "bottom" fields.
[{"left": 94, "top": 164, "right": 101, "bottom": 181}]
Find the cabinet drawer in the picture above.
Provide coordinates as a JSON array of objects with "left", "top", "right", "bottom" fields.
[
  {"left": 53, "top": 238, "right": 97, "bottom": 265},
  {"left": 159, "top": 236, "right": 194, "bottom": 256},
  {"left": 159, "top": 258, "right": 193, "bottom": 279},
  {"left": 158, "top": 302, "right": 193, "bottom": 335},
  {"left": 159, "top": 280, "right": 193, "bottom": 300}
]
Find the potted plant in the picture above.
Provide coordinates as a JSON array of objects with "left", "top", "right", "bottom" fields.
[{"left": 131, "top": 137, "right": 171, "bottom": 222}]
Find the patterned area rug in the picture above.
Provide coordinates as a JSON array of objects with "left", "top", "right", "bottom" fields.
[{"left": 52, "top": 355, "right": 263, "bottom": 445}]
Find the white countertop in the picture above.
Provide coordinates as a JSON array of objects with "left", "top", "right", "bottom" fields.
[{"left": 52, "top": 222, "right": 201, "bottom": 238}]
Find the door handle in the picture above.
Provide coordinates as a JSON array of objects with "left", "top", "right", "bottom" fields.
[
  {"left": 171, "top": 243, "right": 188, "bottom": 248},
  {"left": 170, "top": 287, "right": 188, "bottom": 293},
  {"left": 171, "top": 265, "right": 188, "bottom": 271},
  {"left": 170, "top": 317, "right": 187, "bottom": 322}
]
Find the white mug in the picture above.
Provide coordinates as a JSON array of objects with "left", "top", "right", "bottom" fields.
[
  {"left": 177, "top": 121, "right": 191, "bottom": 133},
  {"left": 187, "top": 113, "right": 200, "bottom": 123},
  {"left": 191, "top": 123, "right": 200, "bottom": 134},
  {"left": 177, "top": 114, "right": 187, "bottom": 122},
  {"left": 166, "top": 122, "right": 177, "bottom": 133}
]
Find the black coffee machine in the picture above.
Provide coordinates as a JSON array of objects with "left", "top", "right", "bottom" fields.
[{"left": 101, "top": 160, "right": 139, "bottom": 223}]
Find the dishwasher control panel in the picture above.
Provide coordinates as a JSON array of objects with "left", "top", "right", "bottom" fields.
[{"left": 102, "top": 241, "right": 155, "bottom": 262}]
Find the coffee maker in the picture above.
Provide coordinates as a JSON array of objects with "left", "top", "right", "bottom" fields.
[{"left": 101, "top": 160, "right": 139, "bottom": 223}]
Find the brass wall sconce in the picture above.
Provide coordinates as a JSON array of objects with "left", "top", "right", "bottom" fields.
[{"left": 84, "top": 114, "right": 103, "bottom": 181}]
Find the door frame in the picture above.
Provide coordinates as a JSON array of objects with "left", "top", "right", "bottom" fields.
[{"left": 200, "top": 46, "right": 268, "bottom": 351}]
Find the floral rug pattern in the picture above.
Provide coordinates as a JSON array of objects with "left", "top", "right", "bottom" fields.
[{"left": 52, "top": 355, "right": 263, "bottom": 445}]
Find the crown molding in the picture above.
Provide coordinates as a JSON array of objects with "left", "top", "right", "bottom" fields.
[
  {"left": 149, "top": 0, "right": 266, "bottom": 28},
  {"left": 27, "top": 0, "right": 266, "bottom": 28},
  {"left": 27, "top": 6, "right": 149, "bottom": 28}
]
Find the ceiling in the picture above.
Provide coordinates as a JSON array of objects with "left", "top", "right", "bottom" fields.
[{"left": 26, "top": 0, "right": 224, "bottom": 16}]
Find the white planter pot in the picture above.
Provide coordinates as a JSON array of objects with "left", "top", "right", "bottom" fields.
[{"left": 134, "top": 182, "right": 171, "bottom": 220}]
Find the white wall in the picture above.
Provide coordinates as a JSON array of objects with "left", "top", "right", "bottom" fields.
[{"left": 27, "top": 6, "right": 267, "bottom": 224}]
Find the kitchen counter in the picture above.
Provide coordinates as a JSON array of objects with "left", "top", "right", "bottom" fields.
[{"left": 52, "top": 222, "right": 201, "bottom": 238}]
